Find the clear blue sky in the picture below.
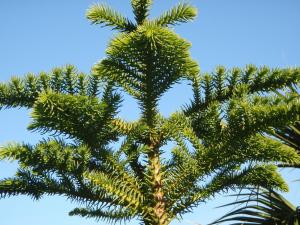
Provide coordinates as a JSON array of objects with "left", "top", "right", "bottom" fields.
[{"left": 0, "top": 0, "right": 299, "bottom": 224}]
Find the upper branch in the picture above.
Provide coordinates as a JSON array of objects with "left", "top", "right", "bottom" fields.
[
  {"left": 153, "top": 3, "right": 197, "bottom": 27},
  {"left": 185, "top": 66, "right": 300, "bottom": 115},
  {"left": 86, "top": 4, "right": 136, "bottom": 32}
]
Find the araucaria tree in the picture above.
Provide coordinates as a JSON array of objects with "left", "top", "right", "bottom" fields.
[{"left": 1, "top": 1, "right": 300, "bottom": 225}]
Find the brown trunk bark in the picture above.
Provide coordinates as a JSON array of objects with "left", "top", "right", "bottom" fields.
[{"left": 147, "top": 143, "right": 169, "bottom": 225}]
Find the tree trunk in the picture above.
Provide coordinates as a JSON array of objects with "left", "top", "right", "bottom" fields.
[{"left": 147, "top": 143, "right": 170, "bottom": 225}]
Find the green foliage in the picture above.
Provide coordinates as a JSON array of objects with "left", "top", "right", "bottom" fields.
[
  {"left": 86, "top": 0, "right": 198, "bottom": 32},
  {"left": 212, "top": 188, "right": 300, "bottom": 225},
  {"left": 267, "top": 88, "right": 300, "bottom": 167},
  {"left": 0, "top": 65, "right": 103, "bottom": 109},
  {"left": 0, "top": 1, "right": 300, "bottom": 225},
  {"left": 86, "top": 4, "right": 135, "bottom": 32},
  {"left": 94, "top": 22, "right": 199, "bottom": 124},
  {"left": 154, "top": 3, "right": 197, "bottom": 26},
  {"left": 274, "top": 121, "right": 300, "bottom": 152},
  {"left": 29, "top": 88, "right": 121, "bottom": 148},
  {"left": 69, "top": 207, "right": 133, "bottom": 224},
  {"left": 131, "top": 0, "right": 153, "bottom": 25}
]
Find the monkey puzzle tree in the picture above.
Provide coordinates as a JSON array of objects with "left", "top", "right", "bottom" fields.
[
  {"left": 213, "top": 94, "right": 300, "bottom": 225},
  {"left": 0, "top": 1, "right": 300, "bottom": 225},
  {"left": 273, "top": 87, "right": 300, "bottom": 157}
]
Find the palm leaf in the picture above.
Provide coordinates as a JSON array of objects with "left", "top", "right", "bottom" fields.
[
  {"left": 212, "top": 188, "right": 299, "bottom": 225},
  {"left": 274, "top": 121, "right": 300, "bottom": 151}
]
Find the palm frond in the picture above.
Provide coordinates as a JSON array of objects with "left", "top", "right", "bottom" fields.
[
  {"left": 212, "top": 188, "right": 299, "bottom": 225},
  {"left": 274, "top": 121, "right": 300, "bottom": 151}
]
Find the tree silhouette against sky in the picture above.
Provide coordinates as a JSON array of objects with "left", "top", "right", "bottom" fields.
[{"left": 0, "top": 1, "right": 300, "bottom": 225}]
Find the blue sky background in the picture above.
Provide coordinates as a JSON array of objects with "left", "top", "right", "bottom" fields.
[{"left": 0, "top": 0, "right": 299, "bottom": 224}]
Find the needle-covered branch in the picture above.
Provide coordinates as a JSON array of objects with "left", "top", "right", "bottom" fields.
[
  {"left": 131, "top": 0, "right": 153, "bottom": 25},
  {"left": 0, "top": 65, "right": 103, "bottom": 109},
  {"left": 28, "top": 89, "right": 121, "bottom": 148},
  {"left": 185, "top": 66, "right": 300, "bottom": 115},
  {"left": 86, "top": 4, "right": 136, "bottom": 32},
  {"left": 154, "top": 3, "right": 197, "bottom": 26}
]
